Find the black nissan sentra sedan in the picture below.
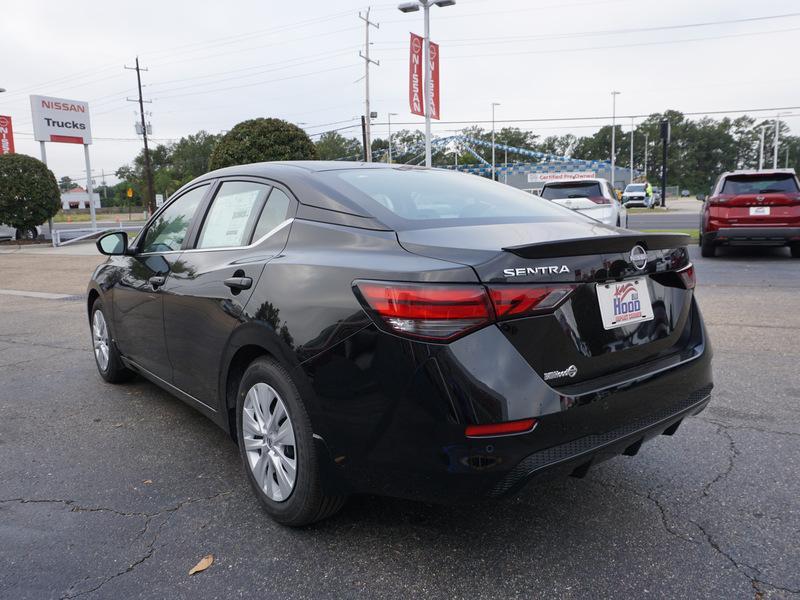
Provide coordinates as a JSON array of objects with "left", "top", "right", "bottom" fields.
[{"left": 88, "top": 162, "right": 713, "bottom": 526}]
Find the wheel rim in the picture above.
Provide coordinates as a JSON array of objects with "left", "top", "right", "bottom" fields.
[
  {"left": 242, "top": 382, "right": 297, "bottom": 502},
  {"left": 92, "top": 310, "right": 110, "bottom": 372}
]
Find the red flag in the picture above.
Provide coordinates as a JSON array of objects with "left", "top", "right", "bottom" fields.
[
  {"left": 409, "top": 33, "right": 424, "bottom": 117},
  {"left": 429, "top": 41, "right": 440, "bottom": 120},
  {"left": 0, "top": 115, "right": 14, "bottom": 155}
]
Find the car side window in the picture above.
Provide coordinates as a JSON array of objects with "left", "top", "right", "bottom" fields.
[
  {"left": 141, "top": 184, "right": 209, "bottom": 253},
  {"left": 197, "top": 181, "right": 270, "bottom": 249},
  {"left": 251, "top": 188, "right": 292, "bottom": 242}
]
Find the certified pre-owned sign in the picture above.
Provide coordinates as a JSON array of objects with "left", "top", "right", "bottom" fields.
[{"left": 30, "top": 95, "right": 92, "bottom": 145}]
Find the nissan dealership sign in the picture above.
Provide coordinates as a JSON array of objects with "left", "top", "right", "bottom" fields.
[{"left": 30, "top": 95, "right": 92, "bottom": 145}]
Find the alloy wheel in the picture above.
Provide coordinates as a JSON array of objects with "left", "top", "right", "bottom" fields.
[
  {"left": 242, "top": 382, "right": 297, "bottom": 502},
  {"left": 92, "top": 310, "right": 110, "bottom": 372}
]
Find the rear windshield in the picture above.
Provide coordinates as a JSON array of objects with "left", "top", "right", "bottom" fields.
[
  {"left": 540, "top": 182, "right": 602, "bottom": 200},
  {"left": 721, "top": 174, "right": 799, "bottom": 195},
  {"left": 323, "top": 168, "right": 576, "bottom": 225},
  {"left": 625, "top": 184, "right": 645, "bottom": 192}
]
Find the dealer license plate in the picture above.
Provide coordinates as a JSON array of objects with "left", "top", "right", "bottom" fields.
[
  {"left": 596, "top": 278, "right": 654, "bottom": 330},
  {"left": 749, "top": 206, "right": 770, "bottom": 216}
]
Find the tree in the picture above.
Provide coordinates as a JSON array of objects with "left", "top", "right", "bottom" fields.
[
  {"left": 58, "top": 175, "right": 79, "bottom": 192},
  {"left": 170, "top": 130, "right": 221, "bottom": 182},
  {"left": 315, "top": 131, "right": 362, "bottom": 160},
  {"left": 208, "top": 118, "right": 317, "bottom": 170},
  {"left": 0, "top": 154, "right": 60, "bottom": 238}
]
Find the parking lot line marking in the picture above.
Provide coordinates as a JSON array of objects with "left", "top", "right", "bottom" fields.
[{"left": 0, "top": 289, "right": 78, "bottom": 300}]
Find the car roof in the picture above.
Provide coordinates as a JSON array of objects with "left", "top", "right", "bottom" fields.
[
  {"left": 542, "top": 178, "right": 608, "bottom": 185},
  {"left": 719, "top": 168, "right": 797, "bottom": 178},
  {"left": 173, "top": 161, "right": 437, "bottom": 230}
]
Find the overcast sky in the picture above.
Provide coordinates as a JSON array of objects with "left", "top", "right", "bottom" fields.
[{"left": 2, "top": 0, "right": 799, "bottom": 185}]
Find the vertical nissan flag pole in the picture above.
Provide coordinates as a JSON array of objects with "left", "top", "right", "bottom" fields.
[
  {"left": 400, "top": 0, "right": 453, "bottom": 168},
  {"left": 29, "top": 95, "right": 96, "bottom": 232}
]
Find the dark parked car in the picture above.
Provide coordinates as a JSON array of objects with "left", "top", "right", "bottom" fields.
[
  {"left": 699, "top": 169, "right": 800, "bottom": 257},
  {"left": 89, "top": 162, "right": 713, "bottom": 526}
]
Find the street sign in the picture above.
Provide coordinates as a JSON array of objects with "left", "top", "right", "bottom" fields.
[
  {"left": 0, "top": 115, "right": 15, "bottom": 155},
  {"left": 155, "top": 194, "right": 164, "bottom": 208},
  {"left": 126, "top": 188, "right": 134, "bottom": 198},
  {"left": 29, "top": 95, "right": 92, "bottom": 144}
]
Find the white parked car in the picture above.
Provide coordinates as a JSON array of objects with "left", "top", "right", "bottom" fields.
[
  {"left": 0, "top": 224, "right": 41, "bottom": 241},
  {"left": 622, "top": 183, "right": 654, "bottom": 208},
  {"left": 539, "top": 178, "right": 627, "bottom": 228}
]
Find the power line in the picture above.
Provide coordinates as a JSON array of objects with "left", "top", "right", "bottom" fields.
[
  {"left": 375, "top": 11, "right": 800, "bottom": 46},
  {"left": 155, "top": 64, "right": 360, "bottom": 101}
]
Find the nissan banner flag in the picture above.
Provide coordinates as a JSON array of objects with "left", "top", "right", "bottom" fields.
[
  {"left": 409, "top": 33, "right": 424, "bottom": 117},
  {"left": 0, "top": 115, "right": 14, "bottom": 155},
  {"left": 409, "top": 33, "right": 441, "bottom": 119},
  {"left": 429, "top": 40, "right": 439, "bottom": 120}
]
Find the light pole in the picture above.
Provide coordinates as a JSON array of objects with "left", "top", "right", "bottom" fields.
[
  {"left": 758, "top": 124, "right": 767, "bottom": 170},
  {"left": 629, "top": 117, "right": 634, "bottom": 185},
  {"left": 398, "top": 0, "right": 456, "bottom": 167},
  {"left": 644, "top": 132, "right": 649, "bottom": 178},
  {"left": 610, "top": 91, "right": 620, "bottom": 187},
  {"left": 387, "top": 112, "right": 398, "bottom": 163},
  {"left": 491, "top": 101, "right": 500, "bottom": 181},
  {"left": 773, "top": 114, "right": 782, "bottom": 169}
]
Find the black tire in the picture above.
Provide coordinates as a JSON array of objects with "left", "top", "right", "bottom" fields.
[
  {"left": 90, "top": 299, "right": 134, "bottom": 383},
  {"left": 236, "top": 357, "right": 345, "bottom": 526},
  {"left": 791, "top": 244, "right": 800, "bottom": 258},
  {"left": 700, "top": 232, "right": 716, "bottom": 258}
]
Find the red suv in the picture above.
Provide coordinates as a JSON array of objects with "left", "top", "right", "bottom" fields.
[{"left": 699, "top": 169, "right": 800, "bottom": 257}]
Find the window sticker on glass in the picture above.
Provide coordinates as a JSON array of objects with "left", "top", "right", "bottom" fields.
[{"left": 198, "top": 182, "right": 268, "bottom": 249}]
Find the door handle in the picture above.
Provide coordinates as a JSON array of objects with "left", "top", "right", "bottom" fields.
[
  {"left": 149, "top": 275, "right": 166, "bottom": 289},
  {"left": 224, "top": 276, "right": 253, "bottom": 291}
]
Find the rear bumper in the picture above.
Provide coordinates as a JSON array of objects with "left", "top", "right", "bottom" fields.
[
  {"left": 489, "top": 383, "right": 712, "bottom": 497},
  {"left": 302, "top": 298, "right": 713, "bottom": 503},
  {"left": 706, "top": 227, "right": 800, "bottom": 246}
]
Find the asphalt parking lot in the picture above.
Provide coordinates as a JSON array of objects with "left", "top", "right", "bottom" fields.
[{"left": 1, "top": 243, "right": 798, "bottom": 599}]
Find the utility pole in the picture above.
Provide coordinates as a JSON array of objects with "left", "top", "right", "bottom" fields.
[
  {"left": 644, "top": 132, "right": 649, "bottom": 178},
  {"left": 387, "top": 112, "right": 397, "bottom": 163},
  {"left": 491, "top": 101, "right": 500, "bottom": 180},
  {"left": 504, "top": 147, "right": 508, "bottom": 184},
  {"left": 610, "top": 91, "right": 620, "bottom": 188},
  {"left": 773, "top": 114, "right": 781, "bottom": 169},
  {"left": 660, "top": 119, "right": 670, "bottom": 208},
  {"left": 125, "top": 57, "right": 155, "bottom": 214},
  {"left": 359, "top": 8, "right": 379, "bottom": 162},
  {"left": 629, "top": 117, "right": 634, "bottom": 184},
  {"left": 758, "top": 125, "right": 766, "bottom": 170},
  {"left": 360, "top": 116, "right": 368, "bottom": 162}
]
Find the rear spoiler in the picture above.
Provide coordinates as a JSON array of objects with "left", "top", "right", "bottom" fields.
[{"left": 503, "top": 233, "right": 691, "bottom": 259}]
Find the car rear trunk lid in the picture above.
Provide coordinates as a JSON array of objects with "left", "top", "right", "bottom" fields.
[{"left": 398, "top": 223, "right": 694, "bottom": 386}]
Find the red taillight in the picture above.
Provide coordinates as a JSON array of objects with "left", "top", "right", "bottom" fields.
[
  {"left": 488, "top": 285, "right": 574, "bottom": 319},
  {"left": 588, "top": 195, "right": 611, "bottom": 205},
  {"left": 465, "top": 418, "right": 537, "bottom": 438},
  {"left": 354, "top": 281, "right": 574, "bottom": 341},
  {"left": 677, "top": 263, "right": 696, "bottom": 289},
  {"left": 354, "top": 281, "right": 493, "bottom": 341}
]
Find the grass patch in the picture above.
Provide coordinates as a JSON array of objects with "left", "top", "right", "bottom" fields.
[{"left": 640, "top": 228, "right": 699, "bottom": 242}]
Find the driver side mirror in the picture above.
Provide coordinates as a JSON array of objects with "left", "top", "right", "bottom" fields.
[
  {"left": 97, "top": 231, "right": 129, "bottom": 256},
  {"left": 696, "top": 194, "right": 706, "bottom": 202}
]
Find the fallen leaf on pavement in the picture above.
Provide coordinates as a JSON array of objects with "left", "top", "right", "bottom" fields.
[
  {"left": 189, "top": 554, "right": 214, "bottom": 575},
  {"left": 142, "top": 480, "right": 152, "bottom": 484}
]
